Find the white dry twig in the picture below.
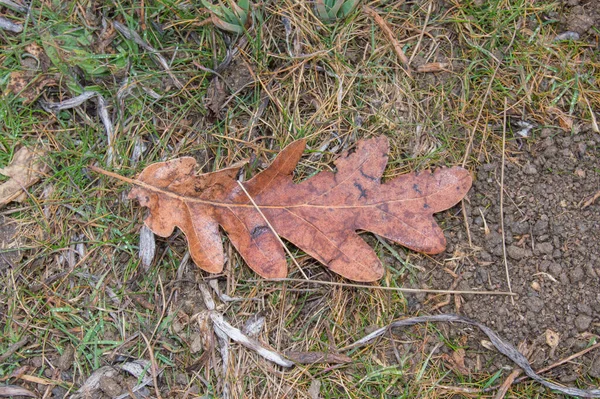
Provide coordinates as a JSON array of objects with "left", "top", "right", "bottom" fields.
[{"left": 0, "top": 16, "right": 22, "bottom": 32}]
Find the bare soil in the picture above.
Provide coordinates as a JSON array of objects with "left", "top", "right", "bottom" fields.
[{"left": 407, "top": 126, "right": 600, "bottom": 380}]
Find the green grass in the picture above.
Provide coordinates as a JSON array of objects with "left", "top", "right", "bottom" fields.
[{"left": 1, "top": 0, "right": 599, "bottom": 397}]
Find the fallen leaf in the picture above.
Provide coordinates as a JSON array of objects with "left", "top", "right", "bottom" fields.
[
  {"left": 0, "top": 147, "right": 47, "bottom": 209},
  {"left": 442, "top": 348, "right": 469, "bottom": 375},
  {"left": 545, "top": 329, "right": 559, "bottom": 348},
  {"left": 0, "top": 216, "right": 22, "bottom": 271},
  {"left": 98, "top": 136, "right": 472, "bottom": 282}
]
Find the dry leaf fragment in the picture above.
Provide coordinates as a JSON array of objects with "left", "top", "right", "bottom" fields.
[
  {"left": 99, "top": 136, "right": 472, "bottom": 282},
  {"left": 545, "top": 329, "right": 559, "bottom": 348},
  {"left": 0, "top": 147, "right": 47, "bottom": 209},
  {"left": 416, "top": 62, "right": 449, "bottom": 73}
]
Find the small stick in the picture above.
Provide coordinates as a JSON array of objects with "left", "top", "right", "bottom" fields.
[
  {"left": 363, "top": 5, "right": 412, "bottom": 77},
  {"left": 492, "top": 341, "right": 600, "bottom": 390},
  {"left": 140, "top": 333, "right": 163, "bottom": 399},
  {"left": 0, "top": 0, "right": 27, "bottom": 13},
  {"left": 0, "top": 336, "right": 29, "bottom": 363},
  {"left": 257, "top": 277, "right": 516, "bottom": 296},
  {"left": 500, "top": 98, "right": 514, "bottom": 304},
  {"left": 236, "top": 181, "right": 309, "bottom": 280},
  {"left": 0, "top": 16, "right": 22, "bottom": 32}
]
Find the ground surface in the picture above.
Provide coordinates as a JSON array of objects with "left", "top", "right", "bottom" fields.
[{"left": 1, "top": 0, "right": 599, "bottom": 398}]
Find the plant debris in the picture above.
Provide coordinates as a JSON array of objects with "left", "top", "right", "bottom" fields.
[{"left": 0, "top": 147, "right": 47, "bottom": 209}]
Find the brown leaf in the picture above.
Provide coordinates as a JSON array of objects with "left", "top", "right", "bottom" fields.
[
  {"left": 107, "top": 136, "right": 471, "bottom": 282},
  {"left": 0, "top": 147, "right": 47, "bottom": 209}
]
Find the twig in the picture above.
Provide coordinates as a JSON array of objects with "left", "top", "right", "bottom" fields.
[
  {"left": 236, "top": 181, "right": 309, "bottom": 280},
  {"left": 344, "top": 314, "right": 600, "bottom": 398},
  {"left": 40, "top": 91, "right": 97, "bottom": 112},
  {"left": 500, "top": 98, "right": 514, "bottom": 304},
  {"left": 0, "top": 16, "right": 22, "bottom": 32},
  {"left": 490, "top": 341, "right": 600, "bottom": 391},
  {"left": 208, "top": 312, "right": 294, "bottom": 367},
  {"left": 97, "top": 95, "right": 116, "bottom": 166},
  {"left": 363, "top": 5, "right": 412, "bottom": 77},
  {"left": 113, "top": 21, "right": 184, "bottom": 89},
  {"left": 0, "top": 336, "right": 29, "bottom": 363},
  {"left": 0, "top": 0, "right": 27, "bottom": 13},
  {"left": 257, "top": 277, "right": 516, "bottom": 296}
]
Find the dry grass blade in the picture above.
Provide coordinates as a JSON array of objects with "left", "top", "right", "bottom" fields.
[
  {"left": 363, "top": 5, "right": 412, "bottom": 77},
  {"left": 346, "top": 314, "right": 600, "bottom": 398}
]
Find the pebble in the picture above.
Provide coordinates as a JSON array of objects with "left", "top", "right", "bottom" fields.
[
  {"left": 574, "top": 314, "right": 592, "bottom": 332},
  {"left": 533, "top": 218, "right": 549, "bottom": 235},
  {"left": 577, "top": 303, "right": 592, "bottom": 315},
  {"left": 549, "top": 262, "right": 562, "bottom": 276},
  {"left": 507, "top": 245, "right": 531, "bottom": 260},
  {"left": 526, "top": 297, "right": 544, "bottom": 313},
  {"left": 570, "top": 265, "right": 585, "bottom": 283},
  {"left": 589, "top": 356, "right": 600, "bottom": 379},
  {"left": 535, "top": 242, "right": 554, "bottom": 255},
  {"left": 523, "top": 163, "right": 538, "bottom": 175},
  {"left": 100, "top": 377, "right": 123, "bottom": 397}
]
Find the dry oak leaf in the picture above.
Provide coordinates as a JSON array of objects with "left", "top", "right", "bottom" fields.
[
  {"left": 0, "top": 147, "right": 48, "bottom": 209},
  {"left": 112, "top": 136, "right": 471, "bottom": 282}
]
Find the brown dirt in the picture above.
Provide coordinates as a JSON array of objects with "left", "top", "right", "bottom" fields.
[
  {"left": 560, "top": 0, "right": 600, "bottom": 37},
  {"left": 407, "top": 126, "right": 600, "bottom": 379}
]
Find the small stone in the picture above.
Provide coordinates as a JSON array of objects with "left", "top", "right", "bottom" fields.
[
  {"left": 570, "top": 266, "right": 585, "bottom": 283},
  {"left": 544, "top": 146, "right": 558, "bottom": 157},
  {"left": 535, "top": 242, "right": 554, "bottom": 256},
  {"left": 512, "top": 221, "right": 530, "bottom": 235},
  {"left": 507, "top": 245, "right": 531, "bottom": 260},
  {"left": 574, "top": 314, "right": 592, "bottom": 332},
  {"left": 577, "top": 303, "right": 592, "bottom": 315},
  {"left": 531, "top": 281, "right": 541, "bottom": 291},
  {"left": 526, "top": 297, "right": 544, "bottom": 313},
  {"left": 533, "top": 219, "right": 549, "bottom": 235},
  {"left": 52, "top": 387, "right": 68, "bottom": 398},
  {"left": 589, "top": 356, "right": 600, "bottom": 379},
  {"left": 99, "top": 377, "right": 123, "bottom": 397},
  {"left": 523, "top": 163, "right": 538, "bottom": 175}
]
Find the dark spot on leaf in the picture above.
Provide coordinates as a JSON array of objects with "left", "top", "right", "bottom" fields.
[
  {"left": 413, "top": 184, "right": 422, "bottom": 194},
  {"left": 354, "top": 183, "right": 367, "bottom": 200},
  {"left": 423, "top": 203, "right": 430, "bottom": 209},
  {"left": 359, "top": 167, "right": 378, "bottom": 182},
  {"left": 251, "top": 225, "right": 269, "bottom": 239}
]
